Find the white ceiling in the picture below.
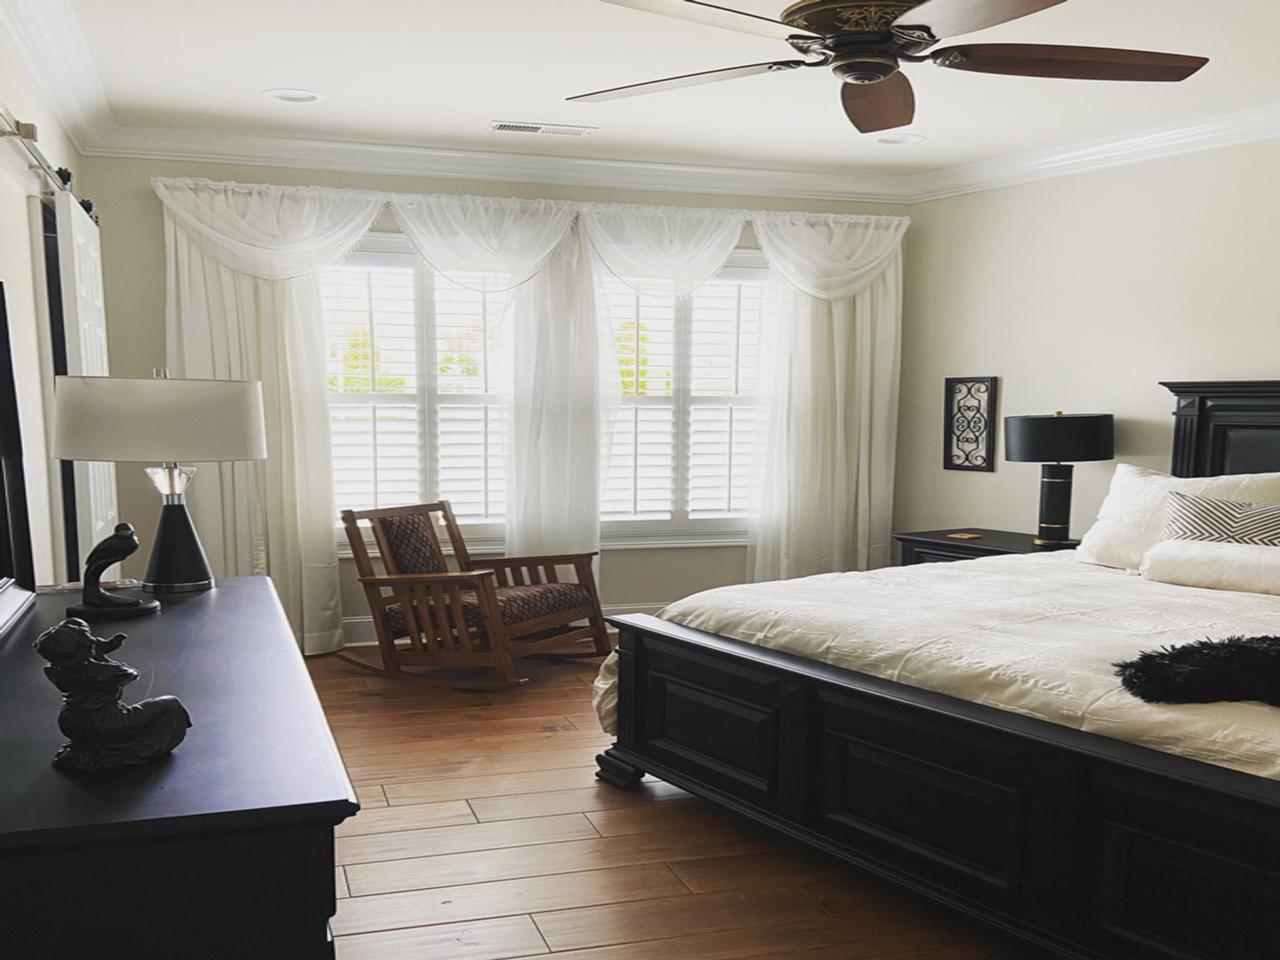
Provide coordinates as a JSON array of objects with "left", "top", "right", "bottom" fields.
[{"left": 50, "top": 0, "right": 1280, "bottom": 179}]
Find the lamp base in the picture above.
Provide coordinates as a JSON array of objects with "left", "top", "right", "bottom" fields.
[
  {"left": 67, "top": 598, "right": 162, "bottom": 621},
  {"left": 1033, "top": 538, "right": 1081, "bottom": 551},
  {"left": 1036, "top": 463, "right": 1074, "bottom": 544},
  {"left": 143, "top": 502, "right": 214, "bottom": 593}
]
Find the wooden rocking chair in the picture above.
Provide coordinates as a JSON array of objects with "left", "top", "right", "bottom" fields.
[{"left": 340, "top": 501, "right": 612, "bottom": 685}]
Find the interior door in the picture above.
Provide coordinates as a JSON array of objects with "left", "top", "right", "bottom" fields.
[{"left": 54, "top": 191, "right": 118, "bottom": 570}]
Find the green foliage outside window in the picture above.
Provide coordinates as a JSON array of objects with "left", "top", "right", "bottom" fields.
[
  {"left": 614, "top": 318, "right": 672, "bottom": 398},
  {"left": 437, "top": 339, "right": 481, "bottom": 381},
  {"left": 329, "top": 317, "right": 672, "bottom": 397},
  {"left": 327, "top": 327, "right": 407, "bottom": 393}
]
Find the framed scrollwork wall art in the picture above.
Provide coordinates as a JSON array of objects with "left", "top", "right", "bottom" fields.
[{"left": 944, "top": 376, "right": 999, "bottom": 472}]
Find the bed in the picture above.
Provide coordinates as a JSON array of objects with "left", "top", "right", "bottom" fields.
[{"left": 595, "top": 381, "right": 1280, "bottom": 960}]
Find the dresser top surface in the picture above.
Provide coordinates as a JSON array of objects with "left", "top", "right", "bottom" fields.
[
  {"left": 0, "top": 577, "right": 355, "bottom": 849},
  {"left": 892, "top": 528, "right": 1040, "bottom": 553}
]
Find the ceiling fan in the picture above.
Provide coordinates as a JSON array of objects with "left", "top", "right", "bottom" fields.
[{"left": 568, "top": 0, "right": 1209, "bottom": 133}]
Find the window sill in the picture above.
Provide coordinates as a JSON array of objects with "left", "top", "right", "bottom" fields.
[{"left": 335, "top": 526, "right": 748, "bottom": 560}]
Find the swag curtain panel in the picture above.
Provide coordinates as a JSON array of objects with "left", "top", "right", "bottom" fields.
[
  {"left": 579, "top": 204, "right": 746, "bottom": 297},
  {"left": 390, "top": 196, "right": 606, "bottom": 558},
  {"left": 390, "top": 198, "right": 753, "bottom": 558},
  {"left": 155, "top": 179, "right": 382, "bottom": 654},
  {"left": 752, "top": 214, "right": 910, "bottom": 581}
]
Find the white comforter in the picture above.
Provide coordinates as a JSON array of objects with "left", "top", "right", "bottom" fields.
[{"left": 592, "top": 552, "right": 1280, "bottom": 780}]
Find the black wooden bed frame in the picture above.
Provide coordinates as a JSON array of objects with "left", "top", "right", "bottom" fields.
[{"left": 599, "top": 381, "right": 1280, "bottom": 960}]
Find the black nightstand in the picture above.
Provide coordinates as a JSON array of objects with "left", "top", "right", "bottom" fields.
[{"left": 893, "top": 528, "right": 1075, "bottom": 565}]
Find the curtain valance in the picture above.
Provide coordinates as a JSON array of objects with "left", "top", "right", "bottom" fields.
[
  {"left": 754, "top": 213, "right": 909, "bottom": 301},
  {"left": 152, "top": 179, "right": 910, "bottom": 298},
  {"left": 579, "top": 204, "right": 746, "bottom": 297},
  {"left": 390, "top": 195, "right": 577, "bottom": 292},
  {"left": 153, "top": 178, "right": 383, "bottom": 280}
]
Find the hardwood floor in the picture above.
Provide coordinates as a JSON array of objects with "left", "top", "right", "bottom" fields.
[{"left": 310, "top": 654, "right": 1050, "bottom": 960}]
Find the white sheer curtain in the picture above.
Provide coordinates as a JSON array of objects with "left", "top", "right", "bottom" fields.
[
  {"left": 153, "top": 176, "right": 912, "bottom": 649},
  {"left": 580, "top": 204, "right": 745, "bottom": 296},
  {"left": 751, "top": 213, "right": 910, "bottom": 582},
  {"left": 391, "top": 196, "right": 607, "bottom": 558},
  {"left": 154, "top": 178, "right": 382, "bottom": 653},
  {"left": 508, "top": 223, "right": 607, "bottom": 556}
]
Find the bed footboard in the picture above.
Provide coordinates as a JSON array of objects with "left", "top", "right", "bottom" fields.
[{"left": 601, "top": 614, "right": 1280, "bottom": 960}]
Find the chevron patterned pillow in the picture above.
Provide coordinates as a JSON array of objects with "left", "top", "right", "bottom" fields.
[{"left": 1163, "top": 492, "right": 1280, "bottom": 547}]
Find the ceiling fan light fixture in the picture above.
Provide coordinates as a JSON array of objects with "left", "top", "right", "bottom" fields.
[
  {"left": 878, "top": 133, "right": 926, "bottom": 145},
  {"left": 261, "top": 88, "right": 324, "bottom": 104},
  {"left": 832, "top": 54, "right": 900, "bottom": 85}
]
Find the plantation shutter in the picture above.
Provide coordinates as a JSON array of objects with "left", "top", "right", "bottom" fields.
[{"left": 322, "top": 263, "right": 421, "bottom": 512}]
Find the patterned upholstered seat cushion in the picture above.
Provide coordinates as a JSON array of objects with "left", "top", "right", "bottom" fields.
[
  {"left": 384, "top": 601, "right": 412, "bottom": 639},
  {"left": 383, "top": 581, "right": 593, "bottom": 638}
]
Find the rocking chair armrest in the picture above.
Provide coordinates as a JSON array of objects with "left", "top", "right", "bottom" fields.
[
  {"left": 359, "top": 570, "right": 496, "bottom": 587},
  {"left": 484, "top": 552, "right": 599, "bottom": 568}
]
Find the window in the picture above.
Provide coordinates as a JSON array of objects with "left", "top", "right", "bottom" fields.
[
  {"left": 323, "top": 236, "right": 768, "bottom": 546},
  {"left": 601, "top": 260, "right": 767, "bottom": 536}
]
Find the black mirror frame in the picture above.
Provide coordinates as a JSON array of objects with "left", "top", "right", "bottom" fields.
[{"left": 0, "top": 279, "right": 36, "bottom": 638}]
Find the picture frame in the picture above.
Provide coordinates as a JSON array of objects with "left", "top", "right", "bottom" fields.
[
  {"left": 0, "top": 280, "right": 37, "bottom": 638},
  {"left": 944, "top": 376, "right": 999, "bottom": 472}
]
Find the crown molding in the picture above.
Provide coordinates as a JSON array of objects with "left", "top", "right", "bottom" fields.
[
  {"left": 81, "top": 123, "right": 915, "bottom": 203},
  {"left": 0, "top": 0, "right": 113, "bottom": 152},
  {"left": 4, "top": 0, "right": 1278, "bottom": 206},
  {"left": 901, "top": 101, "right": 1280, "bottom": 202}
]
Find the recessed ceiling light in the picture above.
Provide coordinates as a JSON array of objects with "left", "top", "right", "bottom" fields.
[
  {"left": 878, "top": 133, "right": 926, "bottom": 145},
  {"left": 261, "top": 88, "right": 324, "bottom": 104}
]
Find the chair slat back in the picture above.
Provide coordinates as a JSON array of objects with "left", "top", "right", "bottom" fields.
[{"left": 340, "top": 502, "right": 472, "bottom": 575}]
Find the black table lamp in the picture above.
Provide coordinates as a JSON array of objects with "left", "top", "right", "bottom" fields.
[
  {"left": 52, "top": 371, "right": 268, "bottom": 593},
  {"left": 1005, "top": 412, "right": 1114, "bottom": 547}
]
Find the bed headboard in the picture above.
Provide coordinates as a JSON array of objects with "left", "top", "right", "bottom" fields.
[{"left": 1163, "top": 380, "right": 1280, "bottom": 478}]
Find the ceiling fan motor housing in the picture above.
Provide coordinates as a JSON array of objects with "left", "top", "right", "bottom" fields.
[
  {"left": 780, "top": 0, "right": 923, "bottom": 35},
  {"left": 781, "top": 2, "right": 928, "bottom": 84}
]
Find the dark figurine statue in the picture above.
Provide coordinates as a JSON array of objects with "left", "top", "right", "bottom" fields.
[
  {"left": 66, "top": 521, "right": 160, "bottom": 621},
  {"left": 33, "top": 618, "right": 191, "bottom": 773}
]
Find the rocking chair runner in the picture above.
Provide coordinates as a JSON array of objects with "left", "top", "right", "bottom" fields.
[{"left": 341, "top": 502, "right": 612, "bottom": 684}]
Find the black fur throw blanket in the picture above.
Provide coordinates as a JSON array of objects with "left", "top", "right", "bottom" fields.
[{"left": 1114, "top": 636, "right": 1280, "bottom": 706}]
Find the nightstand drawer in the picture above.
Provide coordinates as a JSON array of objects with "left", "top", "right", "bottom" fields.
[{"left": 902, "top": 544, "right": 981, "bottom": 565}]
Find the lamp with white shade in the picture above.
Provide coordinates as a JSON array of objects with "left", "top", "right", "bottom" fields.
[{"left": 53, "top": 371, "right": 268, "bottom": 593}]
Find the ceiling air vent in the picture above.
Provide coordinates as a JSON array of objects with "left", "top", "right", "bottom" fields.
[{"left": 488, "top": 121, "right": 598, "bottom": 137}]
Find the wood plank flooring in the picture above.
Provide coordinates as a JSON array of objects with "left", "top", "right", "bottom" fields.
[{"left": 310, "top": 654, "right": 1048, "bottom": 960}]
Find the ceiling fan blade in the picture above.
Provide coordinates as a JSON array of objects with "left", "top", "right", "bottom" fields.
[
  {"left": 569, "top": 60, "right": 805, "bottom": 102},
  {"left": 895, "top": 0, "right": 1067, "bottom": 39},
  {"left": 600, "top": 0, "right": 819, "bottom": 41},
  {"left": 841, "top": 72, "right": 916, "bottom": 133},
  {"left": 933, "top": 44, "right": 1209, "bottom": 81}
]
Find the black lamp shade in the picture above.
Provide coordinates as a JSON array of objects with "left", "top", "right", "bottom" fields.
[{"left": 1005, "top": 414, "right": 1114, "bottom": 464}]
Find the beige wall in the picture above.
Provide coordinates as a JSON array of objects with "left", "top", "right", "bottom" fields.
[
  {"left": 0, "top": 25, "right": 80, "bottom": 584},
  {"left": 896, "top": 139, "right": 1280, "bottom": 541},
  {"left": 77, "top": 153, "right": 905, "bottom": 616}
]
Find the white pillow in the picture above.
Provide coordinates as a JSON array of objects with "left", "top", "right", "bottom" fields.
[
  {"left": 1140, "top": 540, "right": 1280, "bottom": 596},
  {"left": 1075, "top": 464, "right": 1280, "bottom": 571}
]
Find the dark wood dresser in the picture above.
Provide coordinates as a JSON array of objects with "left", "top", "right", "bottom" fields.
[{"left": 0, "top": 577, "right": 357, "bottom": 959}]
